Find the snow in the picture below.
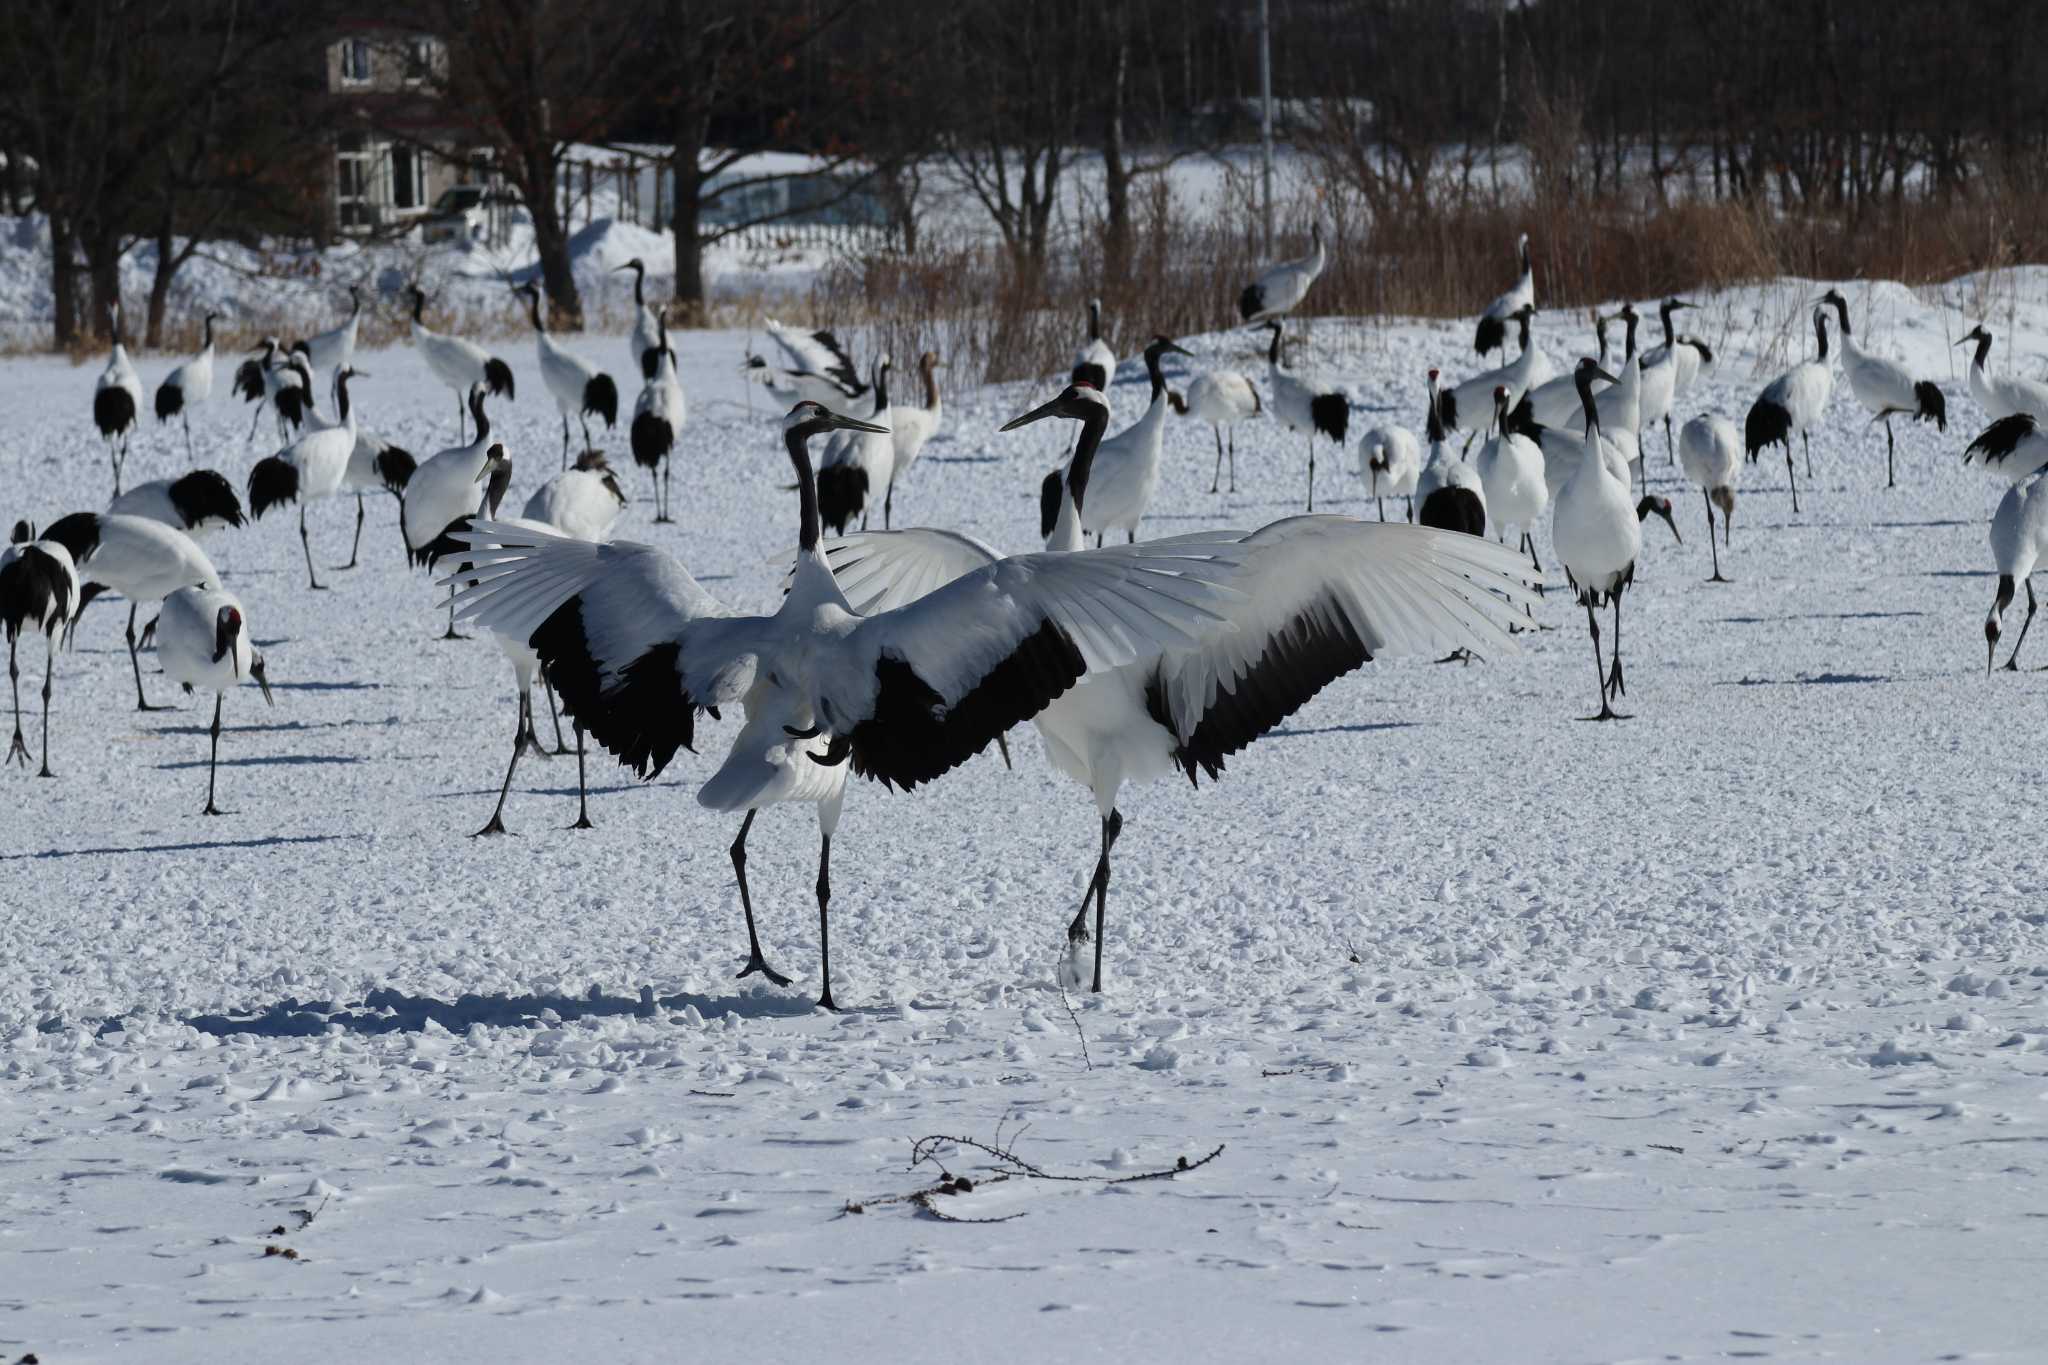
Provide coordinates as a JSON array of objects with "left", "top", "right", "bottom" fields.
[{"left": 2, "top": 273, "right": 2047, "bottom": 1363}]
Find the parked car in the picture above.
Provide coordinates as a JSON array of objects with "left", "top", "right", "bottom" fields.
[{"left": 421, "top": 185, "right": 508, "bottom": 245}]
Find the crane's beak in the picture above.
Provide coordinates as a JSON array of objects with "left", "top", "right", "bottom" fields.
[
  {"left": 829, "top": 413, "right": 891, "bottom": 435},
  {"left": 1637, "top": 497, "right": 1681, "bottom": 544},
  {"left": 1163, "top": 341, "right": 1194, "bottom": 358},
  {"left": 1590, "top": 365, "right": 1619, "bottom": 385},
  {"left": 1001, "top": 396, "right": 1067, "bottom": 431},
  {"left": 251, "top": 655, "right": 274, "bottom": 707},
  {"left": 349, "top": 370, "right": 371, "bottom": 380}
]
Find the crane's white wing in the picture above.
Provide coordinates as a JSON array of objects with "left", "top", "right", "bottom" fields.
[
  {"left": 765, "top": 318, "right": 862, "bottom": 396},
  {"left": 443, "top": 520, "right": 763, "bottom": 777},
  {"left": 1148, "top": 518, "right": 1536, "bottom": 782},
  {"left": 813, "top": 538, "right": 1250, "bottom": 790},
  {"left": 819, "top": 529, "right": 1004, "bottom": 616}
]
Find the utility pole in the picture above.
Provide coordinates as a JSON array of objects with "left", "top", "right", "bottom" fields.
[{"left": 1259, "top": 0, "right": 1274, "bottom": 254}]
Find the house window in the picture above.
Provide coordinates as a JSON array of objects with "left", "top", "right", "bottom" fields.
[
  {"left": 404, "top": 37, "right": 435, "bottom": 84},
  {"left": 391, "top": 144, "right": 426, "bottom": 212},
  {"left": 337, "top": 133, "right": 374, "bottom": 232},
  {"left": 340, "top": 38, "right": 372, "bottom": 85}
]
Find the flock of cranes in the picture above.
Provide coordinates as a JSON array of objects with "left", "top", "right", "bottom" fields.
[{"left": 7, "top": 228, "right": 2045, "bottom": 1009}]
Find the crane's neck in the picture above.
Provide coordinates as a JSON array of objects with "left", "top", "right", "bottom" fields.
[
  {"left": 1267, "top": 324, "right": 1283, "bottom": 369},
  {"left": 1307, "top": 223, "right": 1326, "bottom": 272},
  {"left": 1517, "top": 235, "right": 1531, "bottom": 276},
  {"left": 1425, "top": 380, "right": 1445, "bottom": 443},
  {"left": 1596, "top": 315, "right": 1611, "bottom": 364},
  {"left": 1622, "top": 311, "right": 1638, "bottom": 362},
  {"left": 336, "top": 372, "right": 356, "bottom": 432},
  {"left": 1827, "top": 296, "right": 1851, "bottom": 340},
  {"left": 1088, "top": 300, "right": 1102, "bottom": 342},
  {"left": 1658, "top": 301, "right": 1677, "bottom": 348},
  {"left": 1576, "top": 372, "right": 1603, "bottom": 442},
  {"left": 786, "top": 423, "right": 823, "bottom": 551},
  {"left": 470, "top": 389, "right": 490, "bottom": 443},
  {"left": 870, "top": 363, "right": 890, "bottom": 416},
  {"left": 201, "top": 316, "right": 214, "bottom": 351},
  {"left": 1065, "top": 405, "right": 1113, "bottom": 513},
  {"left": 1814, "top": 313, "right": 1831, "bottom": 362},
  {"left": 631, "top": 264, "right": 645, "bottom": 307},
  {"left": 919, "top": 357, "right": 940, "bottom": 412},
  {"left": 1143, "top": 344, "right": 1169, "bottom": 403},
  {"left": 524, "top": 290, "right": 546, "bottom": 335},
  {"left": 1970, "top": 331, "right": 1992, "bottom": 370},
  {"left": 348, "top": 288, "right": 361, "bottom": 320},
  {"left": 1515, "top": 310, "right": 1533, "bottom": 354},
  {"left": 410, "top": 290, "right": 425, "bottom": 324}
]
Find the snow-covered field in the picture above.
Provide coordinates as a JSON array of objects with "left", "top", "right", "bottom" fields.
[{"left": 3, "top": 280, "right": 2046, "bottom": 1363}]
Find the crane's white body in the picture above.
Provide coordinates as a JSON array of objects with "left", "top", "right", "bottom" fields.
[
  {"left": 1964, "top": 413, "right": 2048, "bottom": 486},
  {"left": 1179, "top": 369, "right": 1262, "bottom": 493},
  {"left": 1357, "top": 423, "right": 1420, "bottom": 518},
  {"left": 301, "top": 289, "right": 361, "bottom": 379},
  {"left": 412, "top": 315, "right": 498, "bottom": 396},
  {"left": 889, "top": 354, "right": 944, "bottom": 488},
  {"left": 109, "top": 472, "right": 244, "bottom": 537},
  {"left": 1552, "top": 425, "right": 1642, "bottom": 601},
  {"left": 1071, "top": 299, "right": 1116, "bottom": 389},
  {"left": 158, "top": 335, "right": 215, "bottom": 412},
  {"left": 1073, "top": 355, "right": 1177, "bottom": 542},
  {"left": 523, "top": 462, "right": 626, "bottom": 543},
  {"left": 1444, "top": 325, "right": 1544, "bottom": 433},
  {"left": 1991, "top": 475, "right": 2048, "bottom": 594},
  {"left": 818, "top": 359, "right": 896, "bottom": 533},
  {"left": 1475, "top": 425, "right": 1548, "bottom": 544},
  {"left": 1238, "top": 224, "right": 1327, "bottom": 325},
  {"left": 1679, "top": 415, "right": 1741, "bottom": 494},
  {"left": 57, "top": 513, "right": 219, "bottom": 603},
  {"left": 1473, "top": 233, "right": 1534, "bottom": 355},
  {"left": 402, "top": 398, "right": 495, "bottom": 559},
  {"left": 1962, "top": 328, "right": 2048, "bottom": 422},
  {"left": 156, "top": 586, "right": 256, "bottom": 696}
]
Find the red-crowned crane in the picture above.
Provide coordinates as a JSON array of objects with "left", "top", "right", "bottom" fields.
[
  {"left": 38, "top": 512, "right": 218, "bottom": 712},
  {"left": 1745, "top": 307, "right": 1835, "bottom": 514},
  {"left": 155, "top": 586, "right": 273, "bottom": 815},
  {"left": 247, "top": 368, "right": 364, "bottom": 591},
  {"left": 1959, "top": 325, "right": 2048, "bottom": 423},
  {"left": 631, "top": 308, "right": 685, "bottom": 523},
  {"left": 1473, "top": 232, "right": 1534, "bottom": 357},
  {"left": 1262, "top": 321, "right": 1346, "bottom": 511},
  {"left": 94, "top": 303, "right": 144, "bottom": 496},
  {"left": 514, "top": 280, "right": 618, "bottom": 469},
  {"left": 408, "top": 285, "right": 515, "bottom": 440},
  {"left": 1, "top": 522, "right": 77, "bottom": 777},
  {"left": 1820, "top": 288, "right": 1946, "bottom": 488},
  {"left": 1169, "top": 369, "right": 1261, "bottom": 494},
  {"left": 154, "top": 313, "right": 218, "bottom": 460},
  {"left": 1678, "top": 414, "right": 1741, "bottom": 583},
  {"left": 1985, "top": 469, "right": 2048, "bottom": 673},
  {"left": 615, "top": 258, "right": 661, "bottom": 380},
  {"left": 1238, "top": 222, "right": 1327, "bottom": 329}
]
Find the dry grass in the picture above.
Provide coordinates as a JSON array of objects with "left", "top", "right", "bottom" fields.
[{"left": 807, "top": 182, "right": 2048, "bottom": 387}]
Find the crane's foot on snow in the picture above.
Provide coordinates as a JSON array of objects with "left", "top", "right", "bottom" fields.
[
  {"left": 5, "top": 732, "right": 28, "bottom": 768},
  {"left": 736, "top": 955, "right": 792, "bottom": 988}
]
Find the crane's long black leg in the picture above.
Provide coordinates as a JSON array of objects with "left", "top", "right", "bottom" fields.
[
  {"left": 1306, "top": 437, "right": 1316, "bottom": 512},
  {"left": 1785, "top": 449, "right": 1801, "bottom": 515},
  {"left": 1665, "top": 413, "right": 1675, "bottom": 465},
  {"left": 1210, "top": 426, "right": 1224, "bottom": 493},
  {"left": 995, "top": 731, "right": 1012, "bottom": 770},
  {"left": 2003, "top": 579, "right": 2038, "bottom": 671},
  {"left": 541, "top": 674, "right": 570, "bottom": 756},
  {"left": 1802, "top": 430, "right": 1813, "bottom": 480},
  {"left": 815, "top": 831, "right": 837, "bottom": 1011},
  {"left": 579, "top": 412, "right": 592, "bottom": 461},
  {"left": 1884, "top": 417, "right": 1897, "bottom": 489},
  {"left": 37, "top": 638, "right": 54, "bottom": 778},
  {"left": 1705, "top": 492, "right": 1728, "bottom": 582},
  {"left": 6, "top": 636, "right": 25, "bottom": 767},
  {"left": 344, "top": 493, "right": 365, "bottom": 570},
  {"left": 247, "top": 400, "right": 264, "bottom": 443},
  {"left": 568, "top": 723, "right": 594, "bottom": 829},
  {"left": 300, "top": 503, "right": 325, "bottom": 590},
  {"left": 730, "top": 811, "right": 792, "bottom": 985},
  {"left": 560, "top": 414, "right": 571, "bottom": 471},
  {"left": 1089, "top": 809, "right": 1123, "bottom": 994},
  {"left": 662, "top": 461, "right": 673, "bottom": 524},
  {"left": 202, "top": 692, "right": 224, "bottom": 815},
  {"left": 440, "top": 595, "right": 467, "bottom": 642},
  {"left": 1607, "top": 592, "right": 1626, "bottom": 699},
  {"left": 183, "top": 410, "right": 194, "bottom": 462},
  {"left": 128, "top": 604, "right": 165, "bottom": 711},
  {"left": 884, "top": 480, "right": 894, "bottom": 531},
  {"left": 472, "top": 691, "right": 529, "bottom": 836},
  {"left": 1581, "top": 597, "right": 1616, "bottom": 721},
  {"left": 1228, "top": 429, "right": 1237, "bottom": 492},
  {"left": 456, "top": 391, "right": 466, "bottom": 444},
  {"left": 1377, "top": 495, "right": 1386, "bottom": 522}
]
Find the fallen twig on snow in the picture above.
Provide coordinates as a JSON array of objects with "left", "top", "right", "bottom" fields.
[{"left": 843, "top": 1127, "right": 1225, "bottom": 1224}]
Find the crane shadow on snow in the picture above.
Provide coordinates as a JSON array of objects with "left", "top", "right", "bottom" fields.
[
  {"left": 0, "top": 833, "right": 351, "bottom": 861},
  {"left": 1268, "top": 720, "right": 1421, "bottom": 740},
  {"left": 183, "top": 983, "right": 816, "bottom": 1038},
  {"left": 154, "top": 717, "right": 400, "bottom": 738},
  {"left": 155, "top": 754, "right": 366, "bottom": 770}
]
